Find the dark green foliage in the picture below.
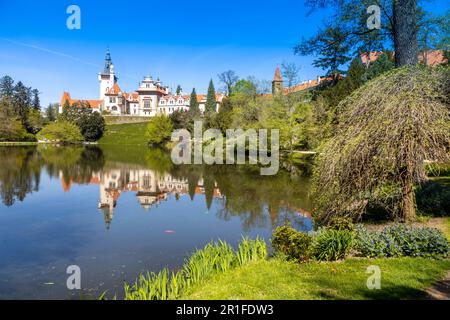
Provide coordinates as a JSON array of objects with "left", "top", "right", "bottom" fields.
[
  {"left": 188, "top": 88, "right": 200, "bottom": 117},
  {"left": 176, "top": 85, "right": 182, "bottom": 95},
  {"left": 362, "top": 53, "right": 395, "bottom": 82},
  {"left": 31, "top": 88, "right": 40, "bottom": 110},
  {"left": 416, "top": 181, "right": 450, "bottom": 216},
  {"left": 12, "top": 81, "right": 31, "bottom": 125},
  {"left": 294, "top": 25, "right": 351, "bottom": 76},
  {"left": 271, "top": 226, "right": 312, "bottom": 262},
  {"left": 0, "top": 75, "right": 15, "bottom": 97},
  {"left": 78, "top": 111, "right": 106, "bottom": 141},
  {"left": 169, "top": 109, "right": 191, "bottom": 130},
  {"left": 60, "top": 101, "right": 106, "bottom": 141},
  {"left": 355, "top": 224, "right": 450, "bottom": 258},
  {"left": 312, "top": 228, "right": 354, "bottom": 261},
  {"left": 205, "top": 79, "right": 216, "bottom": 113}
]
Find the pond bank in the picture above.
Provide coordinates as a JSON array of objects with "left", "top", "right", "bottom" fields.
[{"left": 183, "top": 257, "right": 450, "bottom": 300}]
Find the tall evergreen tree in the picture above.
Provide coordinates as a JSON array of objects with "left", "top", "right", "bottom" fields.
[
  {"left": 45, "top": 103, "right": 58, "bottom": 122},
  {"left": 205, "top": 79, "right": 216, "bottom": 113},
  {"left": 13, "top": 81, "right": 31, "bottom": 125},
  {"left": 188, "top": 88, "right": 200, "bottom": 117},
  {"left": 176, "top": 85, "right": 182, "bottom": 95},
  {"left": 31, "top": 89, "right": 40, "bottom": 110},
  {"left": 0, "top": 75, "right": 14, "bottom": 97}
]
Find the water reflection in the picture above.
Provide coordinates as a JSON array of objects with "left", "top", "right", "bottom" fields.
[
  {"left": 0, "top": 145, "right": 313, "bottom": 298},
  {"left": 0, "top": 145, "right": 312, "bottom": 232}
]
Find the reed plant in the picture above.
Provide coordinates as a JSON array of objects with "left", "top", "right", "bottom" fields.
[{"left": 122, "top": 237, "right": 267, "bottom": 300}]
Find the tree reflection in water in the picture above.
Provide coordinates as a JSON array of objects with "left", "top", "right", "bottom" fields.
[{"left": 0, "top": 145, "right": 313, "bottom": 231}]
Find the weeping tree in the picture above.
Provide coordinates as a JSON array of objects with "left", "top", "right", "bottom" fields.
[{"left": 312, "top": 66, "right": 450, "bottom": 222}]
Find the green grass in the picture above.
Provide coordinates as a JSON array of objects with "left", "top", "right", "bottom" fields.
[
  {"left": 183, "top": 257, "right": 450, "bottom": 300},
  {"left": 98, "top": 122, "right": 149, "bottom": 145},
  {"left": 444, "top": 217, "right": 450, "bottom": 241}
]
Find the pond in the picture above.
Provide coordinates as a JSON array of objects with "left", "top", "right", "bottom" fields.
[{"left": 0, "top": 145, "right": 313, "bottom": 299}]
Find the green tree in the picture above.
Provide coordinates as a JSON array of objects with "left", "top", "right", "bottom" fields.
[
  {"left": 176, "top": 85, "right": 182, "bottom": 95},
  {"left": 45, "top": 103, "right": 58, "bottom": 122},
  {"left": 145, "top": 115, "right": 174, "bottom": 146},
  {"left": 298, "top": 0, "right": 430, "bottom": 67},
  {"left": 295, "top": 24, "right": 351, "bottom": 77},
  {"left": 60, "top": 101, "right": 106, "bottom": 141},
  {"left": 218, "top": 70, "right": 239, "bottom": 95},
  {"left": 13, "top": 81, "right": 31, "bottom": 125},
  {"left": 312, "top": 67, "right": 450, "bottom": 223},
  {"left": 26, "top": 108, "right": 45, "bottom": 134},
  {"left": 31, "top": 89, "right": 40, "bottom": 110},
  {"left": 77, "top": 111, "right": 106, "bottom": 142},
  {"left": 37, "top": 121, "right": 84, "bottom": 143},
  {"left": 281, "top": 61, "right": 301, "bottom": 88},
  {"left": 363, "top": 53, "right": 395, "bottom": 81},
  {"left": 0, "top": 75, "right": 14, "bottom": 97},
  {"left": 232, "top": 79, "right": 257, "bottom": 97},
  {"left": 188, "top": 88, "right": 200, "bottom": 117},
  {"left": 205, "top": 79, "right": 216, "bottom": 113}
]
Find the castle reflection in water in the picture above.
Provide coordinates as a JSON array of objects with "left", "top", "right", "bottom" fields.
[{"left": 60, "top": 168, "right": 223, "bottom": 228}]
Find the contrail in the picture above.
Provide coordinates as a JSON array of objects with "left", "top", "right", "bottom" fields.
[
  {"left": 0, "top": 37, "right": 101, "bottom": 68},
  {"left": 0, "top": 37, "right": 139, "bottom": 80}
]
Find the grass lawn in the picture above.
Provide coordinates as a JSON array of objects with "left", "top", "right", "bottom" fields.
[
  {"left": 444, "top": 217, "right": 450, "bottom": 241},
  {"left": 98, "top": 122, "right": 149, "bottom": 145},
  {"left": 183, "top": 257, "right": 450, "bottom": 300}
]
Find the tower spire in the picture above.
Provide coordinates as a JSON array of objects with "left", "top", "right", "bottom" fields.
[
  {"left": 272, "top": 66, "right": 283, "bottom": 95},
  {"left": 104, "top": 47, "right": 113, "bottom": 74}
]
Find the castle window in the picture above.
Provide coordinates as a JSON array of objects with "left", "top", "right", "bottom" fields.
[
  {"left": 110, "top": 97, "right": 116, "bottom": 103},
  {"left": 144, "top": 100, "right": 151, "bottom": 109},
  {"left": 178, "top": 99, "right": 183, "bottom": 104}
]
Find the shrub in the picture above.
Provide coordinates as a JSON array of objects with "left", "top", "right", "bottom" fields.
[
  {"left": 37, "top": 121, "right": 83, "bottom": 143},
  {"left": 145, "top": 115, "right": 173, "bottom": 146},
  {"left": 416, "top": 181, "right": 450, "bottom": 216},
  {"left": 354, "top": 225, "right": 402, "bottom": 258},
  {"left": 77, "top": 111, "right": 106, "bottom": 141},
  {"left": 326, "top": 216, "right": 355, "bottom": 231},
  {"left": 312, "top": 228, "right": 354, "bottom": 261},
  {"left": 354, "top": 224, "right": 450, "bottom": 259},
  {"left": 271, "top": 226, "right": 312, "bottom": 262}
]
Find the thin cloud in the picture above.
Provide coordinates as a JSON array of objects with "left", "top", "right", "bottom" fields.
[{"left": 0, "top": 37, "right": 138, "bottom": 81}]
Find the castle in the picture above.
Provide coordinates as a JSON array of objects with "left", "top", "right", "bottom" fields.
[{"left": 60, "top": 49, "right": 226, "bottom": 116}]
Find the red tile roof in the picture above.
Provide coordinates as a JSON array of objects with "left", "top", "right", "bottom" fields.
[
  {"left": 360, "top": 50, "right": 447, "bottom": 66},
  {"left": 60, "top": 92, "right": 102, "bottom": 109},
  {"left": 105, "top": 83, "right": 122, "bottom": 95},
  {"left": 273, "top": 66, "right": 282, "bottom": 82}
]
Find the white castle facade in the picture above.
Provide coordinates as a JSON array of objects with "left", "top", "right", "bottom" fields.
[{"left": 60, "top": 49, "right": 225, "bottom": 116}]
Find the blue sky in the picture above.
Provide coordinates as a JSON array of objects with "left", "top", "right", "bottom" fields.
[{"left": 0, "top": 0, "right": 447, "bottom": 107}]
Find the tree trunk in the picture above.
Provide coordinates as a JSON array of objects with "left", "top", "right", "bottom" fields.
[
  {"left": 393, "top": 0, "right": 418, "bottom": 67},
  {"left": 400, "top": 178, "right": 416, "bottom": 222}
]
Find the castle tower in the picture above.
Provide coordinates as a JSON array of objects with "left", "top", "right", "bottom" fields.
[
  {"left": 98, "top": 48, "right": 117, "bottom": 100},
  {"left": 272, "top": 66, "right": 283, "bottom": 95}
]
